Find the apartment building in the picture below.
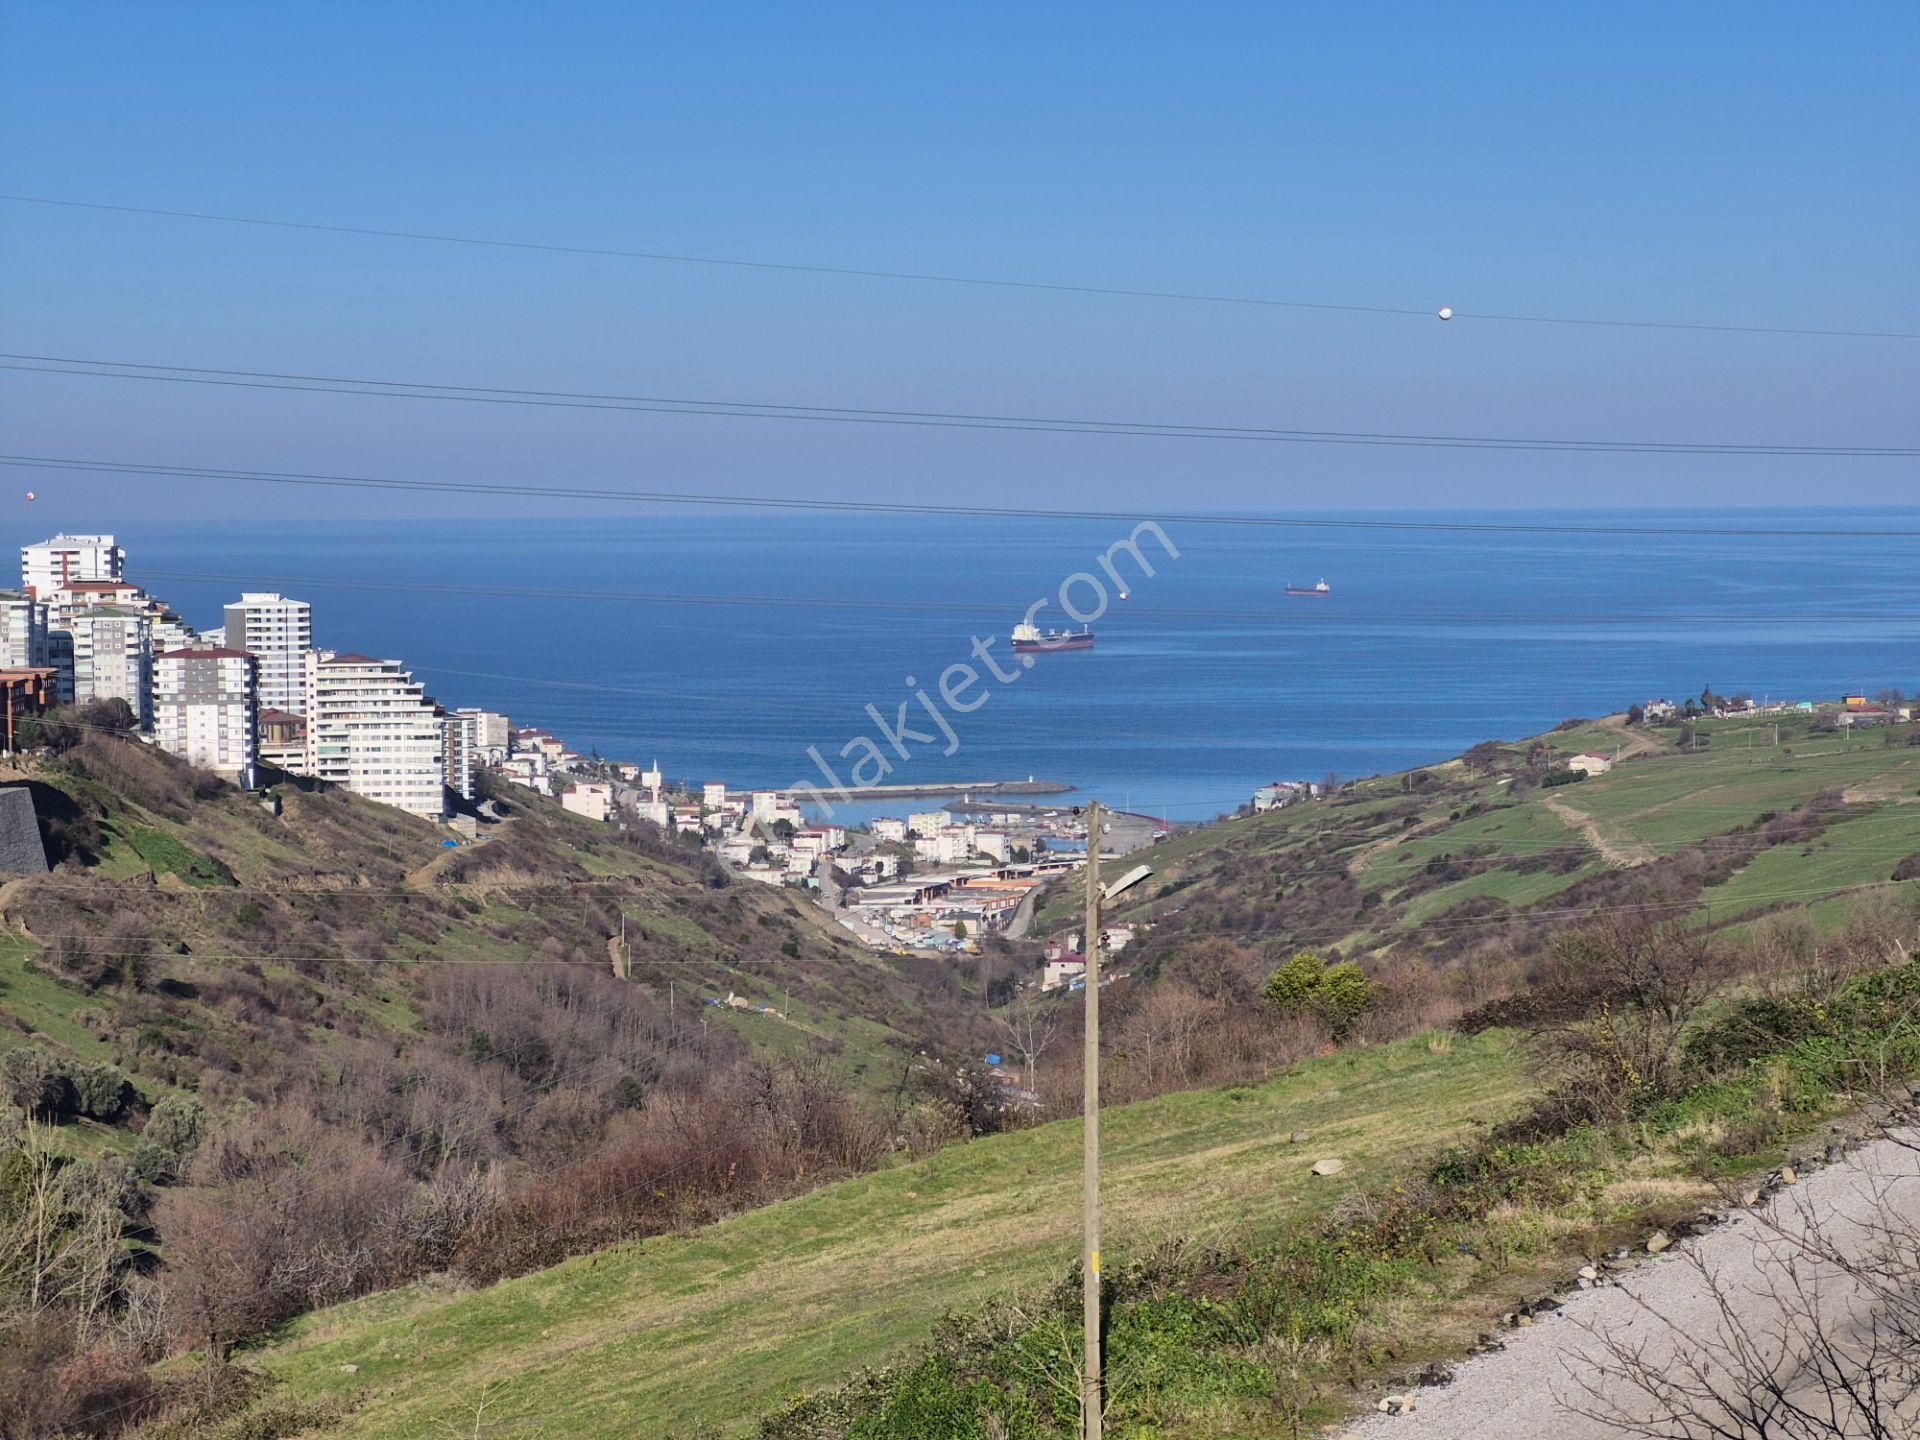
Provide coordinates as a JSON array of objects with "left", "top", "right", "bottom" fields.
[
  {"left": 440, "top": 708, "right": 478, "bottom": 802},
  {"left": 223, "top": 593, "right": 313, "bottom": 715},
  {"left": 455, "top": 707, "right": 510, "bottom": 762},
  {"left": 0, "top": 592, "right": 46, "bottom": 670},
  {"left": 257, "top": 707, "right": 308, "bottom": 773},
  {"left": 66, "top": 607, "right": 153, "bottom": 726},
  {"left": 153, "top": 648, "right": 258, "bottom": 788},
  {"left": 22, "top": 535, "right": 125, "bottom": 599},
  {"left": 304, "top": 650, "right": 447, "bottom": 818}
]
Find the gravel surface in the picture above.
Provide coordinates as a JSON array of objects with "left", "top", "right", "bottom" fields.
[{"left": 1343, "top": 1129, "right": 1920, "bottom": 1439}]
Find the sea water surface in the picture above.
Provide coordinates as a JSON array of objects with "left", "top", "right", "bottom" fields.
[{"left": 113, "top": 508, "right": 1919, "bottom": 822}]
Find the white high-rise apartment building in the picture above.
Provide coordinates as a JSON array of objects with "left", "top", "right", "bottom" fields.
[
  {"left": 67, "top": 607, "right": 153, "bottom": 726},
  {"left": 455, "top": 707, "right": 510, "bottom": 762},
  {"left": 304, "top": 650, "right": 447, "bottom": 818},
  {"left": 224, "top": 593, "right": 313, "bottom": 716},
  {"left": 441, "top": 709, "right": 478, "bottom": 802},
  {"left": 22, "top": 535, "right": 125, "bottom": 600},
  {"left": 153, "top": 648, "right": 258, "bottom": 788},
  {"left": 0, "top": 592, "right": 47, "bottom": 669}
]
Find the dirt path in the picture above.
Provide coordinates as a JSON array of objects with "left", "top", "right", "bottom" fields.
[
  {"left": 1542, "top": 794, "right": 1654, "bottom": 868},
  {"left": 1345, "top": 1129, "right": 1920, "bottom": 1439},
  {"left": 1595, "top": 713, "right": 1660, "bottom": 761}
]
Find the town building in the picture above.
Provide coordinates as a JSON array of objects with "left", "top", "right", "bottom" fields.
[
  {"left": 908, "top": 810, "right": 950, "bottom": 836},
  {"left": 223, "top": 593, "right": 313, "bottom": 716},
  {"left": 633, "top": 798, "right": 670, "bottom": 827},
  {"left": 0, "top": 592, "right": 47, "bottom": 670},
  {"left": 65, "top": 607, "right": 153, "bottom": 726},
  {"left": 22, "top": 535, "right": 124, "bottom": 599},
  {"left": 257, "top": 707, "right": 307, "bottom": 772},
  {"left": 455, "top": 707, "right": 511, "bottom": 762},
  {"left": 303, "top": 651, "right": 447, "bottom": 818},
  {"left": 441, "top": 709, "right": 479, "bottom": 802},
  {"left": 871, "top": 817, "right": 907, "bottom": 843},
  {"left": 153, "top": 648, "right": 258, "bottom": 788},
  {"left": 702, "top": 782, "right": 728, "bottom": 810},
  {"left": 1567, "top": 752, "right": 1615, "bottom": 776},
  {"left": 561, "top": 782, "right": 612, "bottom": 821},
  {"left": 1253, "top": 780, "right": 1319, "bottom": 812}
]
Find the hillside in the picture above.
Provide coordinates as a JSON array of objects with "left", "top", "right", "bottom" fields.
[
  {"left": 0, "top": 725, "right": 1021, "bottom": 1436},
  {"left": 253, "top": 1030, "right": 1532, "bottom": 1437},
  {"left": 1053, "top": 711, "right": 1920, "bottom": 972}
]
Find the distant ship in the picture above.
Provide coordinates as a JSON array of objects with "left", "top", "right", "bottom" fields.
[
  {"left": 1284, "top": 579, "right": 1332, "bottom": 597},
  {"left": 1012, "top": 620, "right": 1095, "bottom": 653}
]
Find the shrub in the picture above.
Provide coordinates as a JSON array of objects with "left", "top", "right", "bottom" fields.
[{"left": 1263, "top": 950, "right": 1375, "bottom": 1041}]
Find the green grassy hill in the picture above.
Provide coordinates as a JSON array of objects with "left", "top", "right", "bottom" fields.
[
  {"left": 1051, "top": 711, "right": 1920, "bottom": 963},
  {"left": 253, "top": 1031, "right": 1531, "bottom": 1438}
]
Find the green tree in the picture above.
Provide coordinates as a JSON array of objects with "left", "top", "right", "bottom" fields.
[{"left": 1264, "top": 950, "right": 1376, "bottom": 1041}]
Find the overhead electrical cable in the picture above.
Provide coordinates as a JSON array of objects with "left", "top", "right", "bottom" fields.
[
  {"left": 6, "top": 355, "right": 1917, "bottom": 457},
  {"left": 7, "top": 456, "right": 1920, "bottom": 539},
  {"left": 4, "top": 193, "right": 1916, "bottom": 341}
]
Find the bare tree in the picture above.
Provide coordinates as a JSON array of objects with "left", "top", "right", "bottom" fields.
[{"left": 992, "top": 989, "right": 1060, "bottom": 1110}]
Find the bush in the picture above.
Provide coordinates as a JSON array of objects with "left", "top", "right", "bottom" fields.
[
  {"left": 1263, "top": 950, "right": 1375, "bottom": 1040},
  {"left": 2, "top": 1044, "right": 74, "bottom": 1120}
]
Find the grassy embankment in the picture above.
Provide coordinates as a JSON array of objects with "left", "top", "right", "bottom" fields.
[{"left": 252, "top": 1031, "right": 1531, "bottom": 1437}]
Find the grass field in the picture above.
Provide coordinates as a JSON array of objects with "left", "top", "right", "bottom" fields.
[{"left": 256, "top": 1031, "right": 1530, "bottom": 1438}]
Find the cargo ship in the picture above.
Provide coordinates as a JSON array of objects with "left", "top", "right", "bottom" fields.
[
  {"left": 1284, "top": 579, "right": 1332, "bottom": 597},
  {"left": 1012, "top": 620, "right": 1095, "bottom": 653}
]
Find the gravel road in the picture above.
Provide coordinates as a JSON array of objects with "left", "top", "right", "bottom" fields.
[{"left": 1344, "top": 1129, "right": 1920, "bottom": 1439}]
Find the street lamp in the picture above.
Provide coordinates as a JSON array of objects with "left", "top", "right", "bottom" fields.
[{"left": 1080, "top": 800, "right": 1151, "bottom": 1440}]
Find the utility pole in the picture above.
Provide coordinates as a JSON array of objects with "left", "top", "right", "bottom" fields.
[{"left": 1081, "top": 800, "right": 1103, "bottom": 1440}]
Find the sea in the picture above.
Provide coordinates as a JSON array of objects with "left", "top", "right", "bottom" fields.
[{"left": 102, "top": 508, "right": 1920, "bottom": 825}]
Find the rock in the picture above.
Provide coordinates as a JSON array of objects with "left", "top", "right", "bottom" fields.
[
  {"left": 1780, "top": 1165, "right": 1798, "bottom": 1186},
  {"left": 1577, "top": 1277, "right": 1593, "bottom": 1289},
  {"left": 1578, "top": 1264, "right": 1599, "bottom": 1281},
  {"left": 1288, "top": 1130, "right": 1311, "bottom": 1143},
  {"left": 1606, "top": 1246, "right": 1631, "bottom": 1262},
  {"left": 1740, "top": 1189, "right": 1761, "bottom": 1208},
  {"left": 1377, "top": 1398, "right": 1394, "bottom": 1413},
  {"left": 1527, "top": 1295, "right": 1560, "bottom": 1314},
  {"left": 1418, "top": 1360, "right": 1454, "bottom": 1387},
  {"left": 1645, "top": 1231, "right": 1672, "bottom": 1254},
  {"left": 1311, "top": 1157, "right": 1346, "bottom": 1177},
  {"left": 338, "top": 1363, "right": 358, "bottom": 1373},
  {"left": 1516, "top": 1315, "right": 1535, "bottom": 1327}
]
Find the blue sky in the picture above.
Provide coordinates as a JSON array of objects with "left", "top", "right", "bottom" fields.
[{"left": 2, "top": 2, "right": 1915, "bottom": 521}]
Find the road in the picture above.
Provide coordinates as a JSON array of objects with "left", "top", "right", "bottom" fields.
[{"left": 1345, "top": 1128, "right": 1919, "bottom": 1439}]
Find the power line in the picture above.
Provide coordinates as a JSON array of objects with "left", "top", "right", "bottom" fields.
[
  {"left": 5, "top": 193, "right": 1915, "bottom": 342},
  {"left": 7, "top": 356, "right": 1917, "bottom": 457},
  {"left": 8, "top": 454, "right": 1920, "bottom": 538}
]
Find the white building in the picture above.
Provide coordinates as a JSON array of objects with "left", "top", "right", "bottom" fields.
[
  {"left": 456, "top": 707, "right": 511, "bottom": 762},
  {"left": 66, "top": 607, "right": 153, "bottom": 726},
  {"left": 0, "top": 591, "right": 46, "bottom": 669},
  {"left": 153, "top": 648, "right": 258, "bottom": 788},
  {"left": 303, "top": 650, "right": 447, "bottom": 818},
  {"left": 908, "top": 811, "right": 950, "bottom": 836},
  {"left": 441, "top": 710, "right": 479, "bottom": 802},
  {"left": 224, "top": 594, "right": 313, "bottom": 716},
  {"left": 22, "top": 535, "right": 124, "bottom": 599},
  {"left": 975, "top": 831, "right": 1011, "bottom": 862},
  {"left": 702, "top": 782, "right": 728, "bottom": 810},
  {"left": 633, "top": 798, "right": 670, "bottom": 827},
  {"left": 750, "top": 790, "right": 780, "bottom": 821},
  {"left": 561, "top": 782, "right": 612, "bottom": 822},
  {"left": 871, "top": 817, "right": 907, "bottom": 843},
  {"left": 1567, "top": 752, "right": 1615, "bottom": 777}
]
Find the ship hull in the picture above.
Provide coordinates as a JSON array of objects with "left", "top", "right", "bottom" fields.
[
  {"left": 1012, "top": 635, "right": 1095, "bottom": 653},
  {"left": 1284, "top": 589, "right": 1330, "bottom": 597}
]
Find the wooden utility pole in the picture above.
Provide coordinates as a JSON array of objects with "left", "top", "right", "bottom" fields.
[{"left": 1081, "top": 800, "right": 1103, "bottom": 1440}]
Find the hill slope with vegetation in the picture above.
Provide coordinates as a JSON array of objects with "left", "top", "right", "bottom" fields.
[{"left": 0, "top": 720, "right": 1010, "bottom": 1435}]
